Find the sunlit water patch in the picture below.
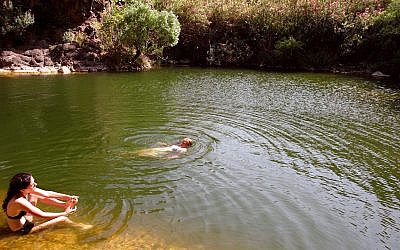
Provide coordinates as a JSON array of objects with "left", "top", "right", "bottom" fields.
[{"left": 0, "top": 69, "right": 399, "bottom": 249}]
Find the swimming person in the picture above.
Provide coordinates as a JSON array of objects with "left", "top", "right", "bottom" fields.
[
  {"left": 136, "top": 137, "right": 193, "bottom": 158},
  {"left": 2, "top": 172, "right": 89, "bottom": 234}
]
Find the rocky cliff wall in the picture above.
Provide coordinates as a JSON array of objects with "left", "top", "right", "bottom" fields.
[{"left": 18, "top": 0, "right": 107, "bottom": 26}]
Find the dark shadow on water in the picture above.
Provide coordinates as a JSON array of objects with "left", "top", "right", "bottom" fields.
[
  {"left": 374, "top": 77, "right": 400, "bottom": 90},
  {"left": 0, "top": 225, "right": 16, "bottom": 240},
  {"left": 390, "top": 98, "right": 400, "bottom": 111}
]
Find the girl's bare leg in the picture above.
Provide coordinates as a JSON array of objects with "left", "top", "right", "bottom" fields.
[
  {"left": 29, "top": 216, "right": 72, "bottom": 233},
  {"left": 29, "top": 216, "right": 92, "bottom": 233}
]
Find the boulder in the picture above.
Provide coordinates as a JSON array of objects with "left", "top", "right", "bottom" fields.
[
  {"left": 24, "top": 49, "right": 45, "bottom": 63},
  {"left": 39, "top": 66, "right": 58, "bottom": 74},
  {"left": 44, "top": 57, "right": 54, "bottom": 66},
  {"left": 63, "top": 43, "right": 77, "bottom": 52},
  {"left": 58, "top": 66, "right": 71, "bottom": 74}
]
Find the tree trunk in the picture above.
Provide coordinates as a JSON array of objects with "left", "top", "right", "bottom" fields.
[{"left": 132, "top": 49, "right": 141, "bottom": 62}]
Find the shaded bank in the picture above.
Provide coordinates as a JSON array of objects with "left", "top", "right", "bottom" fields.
[{"left": 160, "top": 0, "right": 399, "bottom": 82}]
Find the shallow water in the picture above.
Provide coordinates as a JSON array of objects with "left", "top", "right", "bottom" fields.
[{"left": 0, "top": 68, "right": 399, "bottom": 249}]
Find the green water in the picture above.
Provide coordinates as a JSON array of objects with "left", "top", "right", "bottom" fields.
[{"left": 0, "top": 68, "right": 399, "bottom": 249}]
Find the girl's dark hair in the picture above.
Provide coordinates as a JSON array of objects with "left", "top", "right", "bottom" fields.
[{"left": 2, "top": 172, "right": 32, "bottom": 211}]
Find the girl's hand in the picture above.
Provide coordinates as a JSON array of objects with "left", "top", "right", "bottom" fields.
[
  {"left": 66, "top": 196, "right": 79, "bottom": 207},
  {"left": 65, "top": 197, "right": 78, "bottom": 209},
  {"left": 65, "top": 205, "right": 77, "bottom": 215},
  {"left": 69, "top": 195, "right": 79, "bottom": 201}
]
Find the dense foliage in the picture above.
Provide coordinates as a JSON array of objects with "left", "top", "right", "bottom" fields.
[
  {"left": 99, "top": 2, "right": 180, "bottom": 66},
  {"left": 0, "top": 0, "right": 34, "bottom": 36},
  {"left": 357, "top": 0, "right": 400, "bottom": 78},
  {"left": 150, "top": 0, "right": 398, "bottom": 78}
]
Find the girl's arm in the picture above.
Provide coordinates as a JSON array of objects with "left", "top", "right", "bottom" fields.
[
  {"left": 31, "top": 187, "right": 78, "bottom": 201},
  {"left": 36, "top": 197, "right": 67, "bottom": 208},
  {"left": 16, "top": 197, "right": 76, "bottom": 219}
]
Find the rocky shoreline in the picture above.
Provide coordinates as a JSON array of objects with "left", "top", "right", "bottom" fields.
[
  {"left": 0, "top": 44, "right": 392, "bottom": 81},
  {"left": 0, "top": 64, "right": 107, "bottom": 76},
  {"left": 0, "top": 41, "right": 108, "bottom": 76}
]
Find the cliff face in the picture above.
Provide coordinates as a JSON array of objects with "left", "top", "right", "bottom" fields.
[
  {"left": 0, "top": 0, "right": 108, "bottom": 45},
  {"left": 24, "top": 0, "right": 107, "bottom": 27},
  {"left": 0, "top": 0, "right": 110, "bottom": 73}
]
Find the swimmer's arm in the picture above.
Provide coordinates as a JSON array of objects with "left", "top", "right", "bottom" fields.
[
  {"left": 167, "top": 155, "right": 179, "bottom": 159},
  {"left": 16, "top": 197, "right": 75, "bottom": 218},
  {"left": 156, "top": 142, "right": 169, "bottom": 147}
]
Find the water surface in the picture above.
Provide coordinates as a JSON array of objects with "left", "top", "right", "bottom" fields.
[{"left": 0, "top": 68, "right": 399, "bottom": 249}]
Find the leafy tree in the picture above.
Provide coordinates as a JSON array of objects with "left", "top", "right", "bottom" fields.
[{"left": 100, "top": 2, "right": 180, "bottom": 64}]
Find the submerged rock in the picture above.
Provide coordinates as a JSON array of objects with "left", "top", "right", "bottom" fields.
[{"left": 372, "top": 71, "right": 390, "bottom": 78}]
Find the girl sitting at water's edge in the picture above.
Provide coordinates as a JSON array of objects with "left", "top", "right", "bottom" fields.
[
  {"left": 136, "top": 137, "right": 193, "bottom": 158},
  {"left": 2, "top": 172, "right": 91, "bottom": 234}
]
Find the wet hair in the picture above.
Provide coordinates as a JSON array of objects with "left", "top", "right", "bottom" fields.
[
  {"left": 2, "top": 172, "right": 32, "bottom": 212},
  {"left": 182, "top": 138, "right": 193, "bottom": 147}
]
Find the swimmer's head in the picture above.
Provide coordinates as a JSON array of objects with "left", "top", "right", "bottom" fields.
[{"left": 180, "top": 138, "right": 193, "bottom": 148}]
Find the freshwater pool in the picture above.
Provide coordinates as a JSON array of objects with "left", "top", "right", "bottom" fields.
[{"left": 0, "top": 68, "right": 399, "bottom": 249}]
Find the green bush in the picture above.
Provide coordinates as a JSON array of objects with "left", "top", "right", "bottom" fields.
[
  {"left": 62, "top": 29, "right": 87, "bottom": 46},
  {"left": 374, "top": 0, "right": 400, "bottom": 36},
  {"left": 274, "top": 36, "right": 304, "bottom": 66},
  {"left": 355, "top": 0, "right": 400, "bottom": 77},
  {"left": 99, "top": 2, "right": 180, "bottom": 65},
  {"left": 0, "top": 0, "right": 34, "bottom": 36},
  {"left": 275, "top": 37, "right": 303, "bottom": 54}
]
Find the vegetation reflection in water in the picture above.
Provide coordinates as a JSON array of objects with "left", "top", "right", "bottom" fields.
[{"left": 0, "top": 68, "right": 399, "bottom": 249}]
